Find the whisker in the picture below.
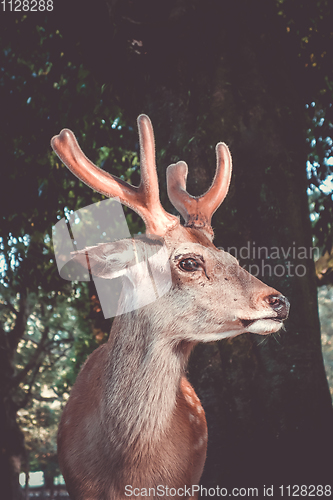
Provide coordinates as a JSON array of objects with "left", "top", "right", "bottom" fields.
[
  {"left": 257, "top": 336, "right": 269, "bottom": 346},
  {"left": 272, "top": 331, "right": 281, "bottom": 345}
]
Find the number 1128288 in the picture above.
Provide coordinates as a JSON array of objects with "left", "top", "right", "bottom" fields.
[{"left": 1, "top": 0, "right": 53, "bottom": 11}]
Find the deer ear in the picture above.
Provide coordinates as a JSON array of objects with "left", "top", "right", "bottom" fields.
[
  {"left": 70, "top": 240, "right": 138, "bottom": 280},
  {"left": 69, "top": 235, "right": 169, "bottom": 282},
  {"left": 68, "top": 237, "right": 172, "bottom": 318}
]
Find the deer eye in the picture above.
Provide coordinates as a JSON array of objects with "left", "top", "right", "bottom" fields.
[{"left": 179, "top": 258, "right": 201, "bottom": 272}]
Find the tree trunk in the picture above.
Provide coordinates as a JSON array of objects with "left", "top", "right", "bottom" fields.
[
  {"left": 43, "top": 470, "right": 55, "bottom": 499},
  {"left": 0, "top": 322, "right": 26, "bottom": 499},
  {"left": 0, "top": 399, "right": 25, "bottom": 500}
]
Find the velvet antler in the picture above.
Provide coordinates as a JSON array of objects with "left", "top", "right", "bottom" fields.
[
  {"left": 51, "top": 115, "right": 179, "bottom": 236},
  {"left": 166, "top": 143, "right": 232, "bottom": 235}
]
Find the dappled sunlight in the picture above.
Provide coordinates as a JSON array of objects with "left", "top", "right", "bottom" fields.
[{"left": 318, "top": 285, "right": 333, "bottom": 401}]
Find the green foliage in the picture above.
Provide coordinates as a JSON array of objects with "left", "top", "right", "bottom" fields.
[
  {"left": 19, "top": 401, "right": 61, "bottom": 476},
  {"left": 306, "top": 102, "right": 333, "bottom": 252},
  {"left": 0, "top": 11, "right": 144, "bottom": 480},
  {"left": 276, "top": 1, "right": 333, "bottom": 252}
]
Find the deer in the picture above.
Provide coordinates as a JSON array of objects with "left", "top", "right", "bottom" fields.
[{"left": 51, "top": 115, "right": 289, "bottom": 500}]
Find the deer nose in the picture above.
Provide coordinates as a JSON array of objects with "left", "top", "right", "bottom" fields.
[{"left": 266, "top": 294, "right": 290, "bottom": 320}]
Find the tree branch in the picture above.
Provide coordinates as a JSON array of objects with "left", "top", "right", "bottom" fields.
[
  {"left": 16, "top": 362, "right": 42, "bottom": 410},
  {"left": 9, "top": 287, "right": 29, "bottom": 352},
  {"left": 10, "top": 326, "right": 49, "bottom": 389},
  {"left": 0, "top": 299, "right": 18, "bottom": 316},
  {"left": 16, "top": 345, "right": 72, "bottom": 409}
]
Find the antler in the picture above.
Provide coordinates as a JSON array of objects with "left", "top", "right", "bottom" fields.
[
  {"left": 166, "top": 143, "right": 232, "bottom": 235},
  {"left": 51, "top": 115, "right": 179, "bottom": 236}
]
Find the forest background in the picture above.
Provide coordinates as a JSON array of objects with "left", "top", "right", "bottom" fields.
[{"left": 0, "top": 0, "right": 333, "bottom": 498}]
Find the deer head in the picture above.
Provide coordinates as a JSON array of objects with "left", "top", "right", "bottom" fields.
[{"left": 51, "top": 115, "right": 289, "bottom": 340}]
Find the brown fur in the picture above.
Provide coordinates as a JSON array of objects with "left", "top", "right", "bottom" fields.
[{"left": 58, "top": 226, "right": 286, "bottom": 500}]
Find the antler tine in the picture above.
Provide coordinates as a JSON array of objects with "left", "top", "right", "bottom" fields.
[
  {"left": 137, "top": 114, "right": 160, "bottom": 208},
  {"left": 51, "top": 115, "right": 178, "bottom": 236},
  {"left": 167, "top": 142, "right": 232, "bottom": 235},
  {"left": 135, "top": 114, "right": 179, "bottom": 233}
]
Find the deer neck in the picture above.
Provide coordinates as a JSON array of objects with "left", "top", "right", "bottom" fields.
[{"left": 103, "top": 308, "right": 194, "bottom": 455}]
